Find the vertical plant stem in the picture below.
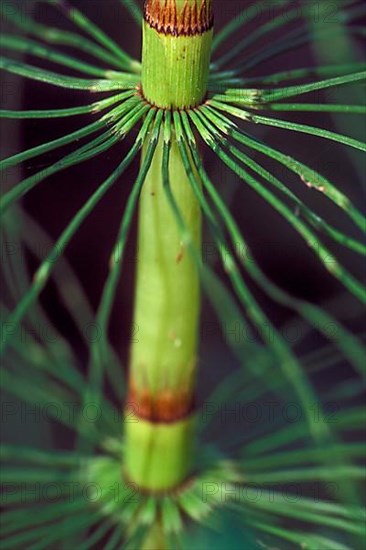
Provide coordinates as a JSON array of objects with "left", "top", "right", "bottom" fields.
[
  {"left": 124, "top": 0, "right": 213, "bottom": 496},
  {"left": 125, "top": 130, "right": 201, "bottom": 493}
]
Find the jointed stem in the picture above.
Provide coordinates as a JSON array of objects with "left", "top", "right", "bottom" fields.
[
  {"left": 124, "top": 0, "right": 212, "bottom": 494},
  {"left": 124, "top": 115, "right": 200, "bottom": 490}
]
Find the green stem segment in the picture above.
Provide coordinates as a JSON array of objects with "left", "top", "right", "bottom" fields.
[
  {"left": 125, "top": 131, "right": 201, "bottom": 494},
  {"left": 142, "top": 23, "right": 213, "bottom": 109},
  {"left": 124, "top": 0, "right": 213, "bottom": 494},
  {"left": 124, "top": 412, "right": 196, "bottom": 490},
  {"left": 128, "top": 133, "right": 202, "bottom": 419}
]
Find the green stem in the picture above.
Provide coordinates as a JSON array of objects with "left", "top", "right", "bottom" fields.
[
  {"left": 125, "top": 131, "right": 201, "bottom": 492},
  {"left": 128, "top": 132, "right": 202, "bottom": 414},
  {"left": 124, "top": 0, "right": 212, "bottom": 495},
  {"left": 142, "top": 22, "right": 212, "bottom": 108},
  {"left": 124, "top": 413, "right": 196, "bottom": 491}
]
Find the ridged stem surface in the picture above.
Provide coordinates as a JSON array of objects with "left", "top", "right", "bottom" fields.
[{"left": 124, "top": 0, "right": 212, "bottom": 498}]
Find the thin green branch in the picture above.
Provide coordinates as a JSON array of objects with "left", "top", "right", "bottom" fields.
[
  {"left": 29, "top": 513, "right": 98, "bottom": 550},
  {"left": 181, "top": 110, "right": 363, "bottom": 511},
  {"left": 208, "top": 101, "right": 366, "bottom": 232},
  {"left": 251, "top": 520, "right": 352, "bottom": 550},
  {"left": 18, "top": 210, "right": 99, "bottom": 357},
  {"left": 0, "top": 90, "right": 135, "bottom": 119},
  {"left": 1, "top": 292, "right": 76, "bottom": 389},
  {"left": 219, "top": 71, "right": 366, "bottom": 104},
  {"left": 211, "top": 61, "right": 366, "bottom": 92},
  {"left": 1, "top": 222, "right": 76, "bottom": 366},
  {"left": 2, "top": 509, "right": 101, "bottom": 549},
  {"left": 184, "top": 110, "right": 366, "bottom": 376},
  {"left": 191, "top": 108, "right": 366, "bottom": 304},
  {"left": 212, "top": 0, "right": 291, "bottom": 53},
  {"left": 203, "top": 104, "right": 366, "bottom": 255},
  {"left": 1, "top": 498, "right": 86, "bottom": 533},
  {"left": 248, "top": 501, "right": 364, "bottom": 537},
  {"left": 48, "top": 0, "right": 140, "bottom": 71},
  {"left": 0, "top": 93, "right": 136, "bottom": 170},
  {"left": 244, "top": 407, "right": 366, "bottom": 457},
  {"left": 244, "top": 62, "right": 366, "bottom": 85},
  {"left": 0, "top": 57, "right": 139, "bottom": 91},
  {"left": 0, "top": 34, "right": 107, "bottom": 77},
  {"left": 104, "top": 525, "right": 123, "bottom": 550},
  {"left": 2, "top": 326, "right": 84, "bottom": 395},
  {"left": 0, "top": 367, "right": 82, "bottom": 432},
  {"left": 0, "top": 105, "right": 91, "bottom": 119},
  {"left": 3, "top": 4, "right": 124, "bottom": 68},
  {"left": 162, "top": 113, "right": 276, "bottom": 395},
  {"left": 214, "top": 0, "right": 364, "bottom": 72},
  {"left": 262, "top": 103, "right": 366, "bottom": 114},
  {"left": 0, "top": 131, "right": 115, "bottom": 214},
  {"left": 0, "top": 99, "right": 143, "bottom": 213},
  {"left": 214, "top": 5, "right": 303, "bottom": 68},
  {"left": 208, "top": 73, "right": 244, "bottom": 89},
  {"left": 177, "top": 112, "right": 333, "bottom": 444},
  {"left": 241, "top": 62, "right": 366, "bottom": 86},
  {"left": 78, "top": 519, "right": 115, "bottom": 550},
  {"left": 0, "top": 110, "right": 146, "bottom": 356},
  {"left": 0, "top": 371, "right": 116, "bottom": 447},
  {"left": 234, "top": 25, "right": 365, "bottom": 75},
  {"left": 245, "top": 465, "right": 364, "bottom": 483},
  {"left": 0, "top": 445, "right": 85, "bottom": 468},
  {"left": 242, "top": 443, "right": 366, "bottom": 471},
  {"left": 79, "top": 108, "right": 160, "bottom": 449},
  {"left": 1, "top": 338, "right": 118, "bottom": 438},
  {"left": 250, "top": 506, "right": 364, "bottom": 540},
  {"left": 0, "top": 119, "right": 103, "bottom": 170},
  {"left": 250, "top": 487, "right": 365, "bottom": 521},
  {"left": 91, "top": 108, "right": 158, "bottom": 348},
  {"left": 214, "top": 106, "right": 366, "bottom": 148},
  {"left": 204, "top": 348, "right": 365, "bottom": 444},
  {"left": 119, "top": 0, "right": 142, "bottom": 27},
  {"left": 227, "top": 2, "right": 366, "bottom": 75}
]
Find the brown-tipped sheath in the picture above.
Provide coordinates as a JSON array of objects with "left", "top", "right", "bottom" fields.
[
  {"left": 126, "top": 380, "right": 195, "bottom": 423},
  {"left": 144, "top": 0, "right": 213, "bottom": 36}
]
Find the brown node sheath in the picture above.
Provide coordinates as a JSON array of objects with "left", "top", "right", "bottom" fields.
[
  {"left": 127, "top": 379, "right": 195, "bottom": 422},
  {"left": 144, "top": 0, "right": 213, "bottom": 36}
]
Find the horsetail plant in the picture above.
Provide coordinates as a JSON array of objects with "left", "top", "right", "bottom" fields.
[{"left": 0, "top": 0, "right": 365, "bottom": 548}]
